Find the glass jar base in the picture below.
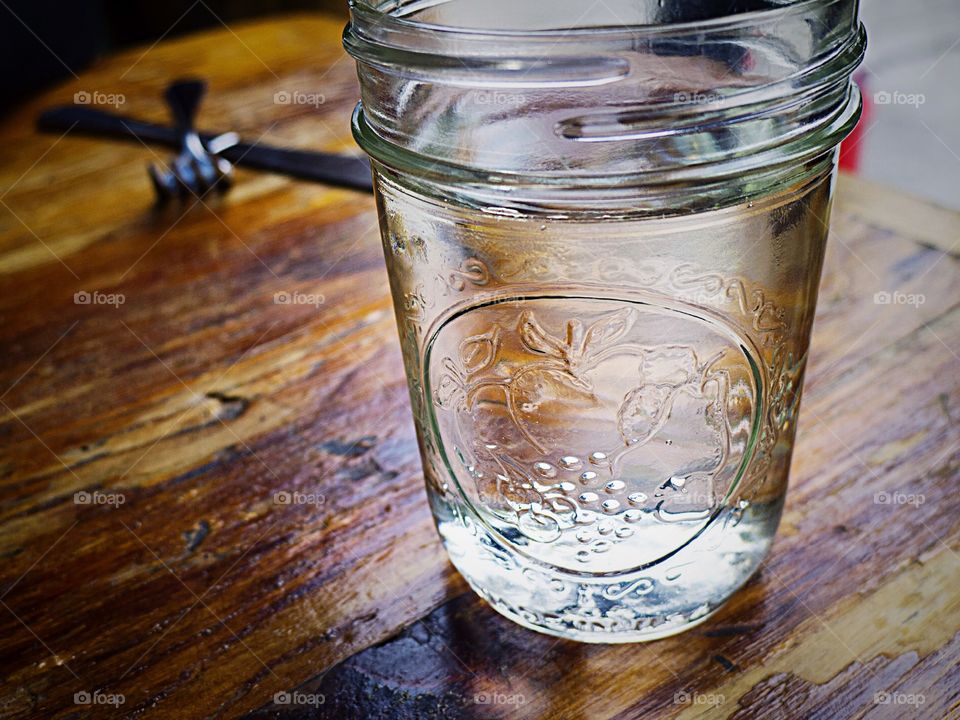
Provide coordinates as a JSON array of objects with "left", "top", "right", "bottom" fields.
[
  {"left": 475, "top": 585, "right": 723, "bottom": 643},
  {"left": 437, "top": 499, "right": 781, "bottom": 643}
]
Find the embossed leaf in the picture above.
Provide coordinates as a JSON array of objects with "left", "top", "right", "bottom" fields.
[
  {"left": 459, "top": 327, "right": 500, "bottom": 374},
  {"left": 582, "top": 307, "right": 638, "bottom": 355},
  {"left": 518, "top": 311, "right": 567, "bottom": 358}
]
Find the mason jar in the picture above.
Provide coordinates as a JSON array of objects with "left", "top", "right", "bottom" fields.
[{"left": 345, "top": 0, "right": 865, "bottom": 642}]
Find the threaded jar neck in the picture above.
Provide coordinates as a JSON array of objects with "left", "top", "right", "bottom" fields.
[{"left": 345, "top": 0, "right": 864, "bottom": 210}]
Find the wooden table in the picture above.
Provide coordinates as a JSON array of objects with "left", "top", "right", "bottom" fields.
[{"left": 1, "top": 14, "right": 958, "bottom": 720}]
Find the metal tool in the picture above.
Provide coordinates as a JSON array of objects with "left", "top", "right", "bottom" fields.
[
  {"left": 37, "top": 83, "right": 374, "bottom": 194},
  {"left": 148, "top": 79, "right": 237, "bottom": 201}
]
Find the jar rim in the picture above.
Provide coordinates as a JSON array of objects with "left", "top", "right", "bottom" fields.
[
  {"left": 346, "top": 0, "right": 865, "bottom": 210},
  {"left": 350, "top": 0, "right": 837, "bottom": 42}
]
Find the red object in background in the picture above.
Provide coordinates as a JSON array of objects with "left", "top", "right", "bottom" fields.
[{"left": 839, "top": 72, "right": 870, "bottom": 173}]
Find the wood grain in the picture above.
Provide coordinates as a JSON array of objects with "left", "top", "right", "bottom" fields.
[{"left": 0, "top": 14, "right": 957, "bottom": 720}]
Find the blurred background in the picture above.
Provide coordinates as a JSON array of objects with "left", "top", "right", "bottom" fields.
[{"left": 1, "top": 0, "right": 957, "bottom": 209}]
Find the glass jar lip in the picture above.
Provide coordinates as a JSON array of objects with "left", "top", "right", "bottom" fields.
[
  {"left": 346, "top": 0, "right": 864, "bottom": 207},
  {"left": 350, "top": 0, "right": 834, "bottom": 41}
]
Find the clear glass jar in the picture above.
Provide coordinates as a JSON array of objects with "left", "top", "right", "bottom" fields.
[{"left": 345, "top": 0, "right": 864, "bottom": 642}]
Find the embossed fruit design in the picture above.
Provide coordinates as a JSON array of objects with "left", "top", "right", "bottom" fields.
[
  {"left": 508, "top": 308, "right": 637, "bottom": 452},
  {"left": 618, "top": 346, "right": 725, "bottom": 448},
  {"left": 429, "top": 297, "right": 755, "bottom": 568}
]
